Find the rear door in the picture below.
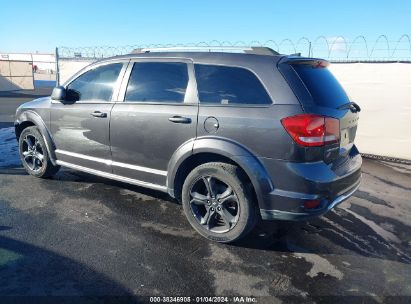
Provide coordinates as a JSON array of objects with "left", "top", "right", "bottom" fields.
[
  {"left": 110, "top": 59, "right": 198, "bottom": 188},
  {"left": 194, "top": 63, "right": 287, "bottom": 158}
]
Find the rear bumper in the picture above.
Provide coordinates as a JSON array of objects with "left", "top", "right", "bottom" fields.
[
  {"left": 260, "top": 178, "right": 360, "bottom": 220},
  {"left": 257, "top": 147, "right": 362, "bottom": 221}
]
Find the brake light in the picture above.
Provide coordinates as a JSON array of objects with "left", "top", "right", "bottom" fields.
[
  {"left": 312, "top": 60, "right": 328, "bottom": 68},
  {"left": 281, "top": 114, "right": 340, "bottom": 147}
]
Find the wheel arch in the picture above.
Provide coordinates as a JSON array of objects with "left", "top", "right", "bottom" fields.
[
  {"left": 15, "top": 110, "right": 57, "bottom": 165},
  {"left": 167, "top": 137, "right": 274, "bottom": 210}
]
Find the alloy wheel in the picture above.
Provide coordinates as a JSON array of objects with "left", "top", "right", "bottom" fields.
[
  {"left": 21, "top": 134, "right": 44, "bottom": 172},
  {"left": 189, "top": 176, "right": 240, "bottom": 233}
]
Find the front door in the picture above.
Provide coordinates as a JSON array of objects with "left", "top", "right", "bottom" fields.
[
  {"left": 110, "top": 59, "right": 198, "bottom": 188},
  {"left": 50, "top": 61, "right": 127, "bottom": 172}
]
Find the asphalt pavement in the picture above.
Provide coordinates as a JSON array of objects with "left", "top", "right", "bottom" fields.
[{"left": 0, "top": 92, "right": 410, "bottom": 303}]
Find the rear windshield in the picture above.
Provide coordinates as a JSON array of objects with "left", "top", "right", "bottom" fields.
[{"left": 292, "top": 64, "right": 350, "bottom": 108}]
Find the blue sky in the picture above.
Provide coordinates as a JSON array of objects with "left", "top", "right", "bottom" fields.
[{"left": 0, "top": 0, "right": 410, "bottom": 53}]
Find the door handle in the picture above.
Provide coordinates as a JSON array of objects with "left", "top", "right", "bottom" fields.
[
  {"left": 168, "top": 116, "right": 191, "bottom": 124},
  {"left": 91, "top": 111, "right": 107, "bottom": 118}
]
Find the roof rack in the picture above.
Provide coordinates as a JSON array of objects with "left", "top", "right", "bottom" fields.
[{"left": 131, "top": 46, "right": 280, "bottom": 56}]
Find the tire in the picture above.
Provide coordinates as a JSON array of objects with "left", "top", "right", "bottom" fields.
[
  {"left": 19, "top": 126, "right": 60, "bottom": 178},
  {"left": 181, "top": 162, "right": 257, "bottom": 243}
]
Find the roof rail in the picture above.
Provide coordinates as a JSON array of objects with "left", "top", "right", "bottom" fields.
[{"left": 131, "top": 46, "right": 280, "bottom": 56}]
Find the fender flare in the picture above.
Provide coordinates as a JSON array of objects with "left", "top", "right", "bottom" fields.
[
  {"left": 167, "top": 137, "right": 274, "bottom": 209},
  {"left": 15, "top": 110, "right": 57, "bottom": 165}
]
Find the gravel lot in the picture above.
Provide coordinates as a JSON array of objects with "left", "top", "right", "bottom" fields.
[{"left": 0, "top": 93, "right": 410, "bottom": 303}]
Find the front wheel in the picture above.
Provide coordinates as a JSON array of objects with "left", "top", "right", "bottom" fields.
[
  {"left": 181, "top": 162, "right": 257, "bottom": 243},
  {"left": 19, "top": 126, "right": 60, "bottom": 178}
]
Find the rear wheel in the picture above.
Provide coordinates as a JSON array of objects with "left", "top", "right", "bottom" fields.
[
  {"left": 182, "top": 162, "right": 257, "bottom": 243},
  {"left": 19, "top": 126, "right": 60, "bottom": 178}
]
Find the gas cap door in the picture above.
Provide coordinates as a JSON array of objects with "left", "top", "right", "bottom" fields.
[{"left": 204, "top": 116, "right": 219, "bottom": 133}]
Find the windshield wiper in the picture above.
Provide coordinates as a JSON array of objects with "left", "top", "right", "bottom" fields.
[{"left": 337, "top": 101, "right": 361, "bottom": 112}]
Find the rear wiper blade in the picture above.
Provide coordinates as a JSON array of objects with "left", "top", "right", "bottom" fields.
[{"left": 337, "top": 102, "right": 361, "bottom": 112}]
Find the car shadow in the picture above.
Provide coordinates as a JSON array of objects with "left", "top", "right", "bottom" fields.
[
  {"left": 55, "top": 168, "right": 177, "bottom": 204},
  {"left": 3, "top": 165, "right": 409, "bottom": 265},
  {"left": 51, "top": 169, "right": 411, "bottom": 265},
  {"left": 0, "top": 233, "right": 138, "bottom": 300}
]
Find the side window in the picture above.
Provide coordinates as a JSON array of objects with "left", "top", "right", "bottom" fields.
[
  {"left": 66, "top": 63, "right": 123, "bottom": 102},
  {"left": 125, "top": 62, "right": 189, "bottom": 103},
  {"left": 194, "top": 64, "right": 272, "bottom": 105}
]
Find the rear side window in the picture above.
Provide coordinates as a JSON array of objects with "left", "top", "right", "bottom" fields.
[
  {"left": 125, "top": 62, "right": 189, "bottom": 103},
  {"left": 66, "top": 63, "right": 123, "bottom": 102},
  {"left": 292, "top": 64, "right": 350, "bottom": 108},
  {"left": 194, "top": 64, "right": 272, "bottom": 105}
]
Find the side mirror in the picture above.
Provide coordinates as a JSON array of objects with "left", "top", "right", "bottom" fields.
[{"left": 51, "top": 86, "right": 66, "bottom": 101}]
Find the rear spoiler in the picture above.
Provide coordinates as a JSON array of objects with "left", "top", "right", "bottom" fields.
[{"left": 278, "top": 56, "right": 330, "bottom": 68}]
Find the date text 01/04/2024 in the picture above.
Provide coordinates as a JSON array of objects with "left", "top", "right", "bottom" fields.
[{"left": 149, "top": 296, "right": 257, "bottom": 303}]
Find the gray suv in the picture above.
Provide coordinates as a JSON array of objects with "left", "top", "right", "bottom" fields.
[{"left": 15, "top": 47, "right": 362, "bottom": 243}]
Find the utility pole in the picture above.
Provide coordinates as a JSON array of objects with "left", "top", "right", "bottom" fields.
[
  {"left": 55, "top": 47, "right": 60, "bottom": 86},
  {"left": 308, "top": 41, "right": 312, "bottom": 57}
]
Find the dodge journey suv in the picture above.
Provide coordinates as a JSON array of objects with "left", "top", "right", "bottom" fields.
[{"left": 15, "top": 47, "right": 361, "bottom": 243}]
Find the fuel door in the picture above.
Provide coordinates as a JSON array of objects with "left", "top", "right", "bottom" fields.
[{"left": 204, "top": 116, "right": 219, "bottom": 133}]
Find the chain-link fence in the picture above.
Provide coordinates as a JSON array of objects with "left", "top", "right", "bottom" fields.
[
  {"left": 55, "top": 34, "right": 411, "bottom": 86},
  {"left": 57, "top": 34, "right": 411, "bottom": 61}
]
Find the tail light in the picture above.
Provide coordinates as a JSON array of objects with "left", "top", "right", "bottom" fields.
[{"left": 281, "top": 114, "right": 340, "bottom": 147}]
